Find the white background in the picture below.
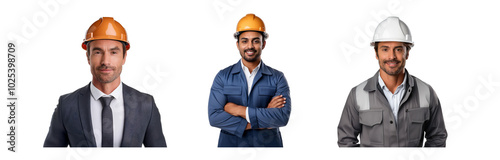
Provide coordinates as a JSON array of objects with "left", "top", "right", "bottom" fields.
[{"left": 1, "top": 0, "right": 499, "bottom": 159}]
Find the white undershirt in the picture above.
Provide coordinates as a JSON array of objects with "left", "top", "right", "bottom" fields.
[
  {"left": 90, "top": 82, "right": 125, "bottom": 147},
  {"left": 241, "top": 60, "right": 261, "bottom": 123}
]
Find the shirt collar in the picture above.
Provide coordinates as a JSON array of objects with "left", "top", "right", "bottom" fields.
[
  {"left": 90, "top": 81, "right": 123, "bottom": 101},
  {"left": 240, "top": 60, "right": 262, "bottom": 75},
  {"left": 378, "top": 72, "right": 407, "bottom": 91}
]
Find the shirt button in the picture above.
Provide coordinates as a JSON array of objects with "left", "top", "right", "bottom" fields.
[{"left": 390, "top": 121, "right": 394, "bottom": 124}]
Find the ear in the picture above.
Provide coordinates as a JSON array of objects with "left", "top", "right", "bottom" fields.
[
  {"left": 262, "top": 40, "right": 266, "bottom": 50},
  {"left": 236, "top": 41, "right": 239, "bottom": 48},
  {"left": 375, "top": 49, "right": 379, "bottom": 60},
  {"left": 405, "top": 50, "right": 409, "bottom": 59}
]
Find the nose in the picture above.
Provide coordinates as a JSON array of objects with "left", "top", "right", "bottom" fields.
[
  {"left": 100, "top": 52, "right": 111, "bottom": 66},
  {"left": 388, "top": 49, "right": 397, "bottom": 60},
  {"left": 248, "top": 42, "right": 255, "bottom": 49}
]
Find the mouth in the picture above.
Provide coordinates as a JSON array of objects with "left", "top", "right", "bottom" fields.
[
  {"left": 245, "top": 50, "right": 256, "bottom": 56},
  {"left": 98, "top": 66, "right": 114, "bottom": 73},
  {"left": 384, "top": 61, "right": 400, "bottom": 68}
]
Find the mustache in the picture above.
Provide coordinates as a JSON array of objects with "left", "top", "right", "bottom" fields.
[
  {"left": 383, "top": 59, "right": 401, "bottom": 64},
  {"left": 245, "top": 49, "right": 256, "bottom": 53},
  {"left": 97, "top": 65, "right": 115, "bottom": 70}
]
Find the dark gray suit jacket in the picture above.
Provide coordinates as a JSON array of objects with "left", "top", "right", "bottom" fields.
[{"left": 43, "top": 83, "right": 166, "bottom": 147}]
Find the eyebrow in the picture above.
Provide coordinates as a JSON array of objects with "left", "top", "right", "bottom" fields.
[
  {"left": 110, "top": 46, "right": 121, "bottom": 51},
  {"left": 92, "top": 47, "right": 103, "bottom": 52},
  {"left": 380, "top": 45, "right": 403, "bottom": 48},
  {"left": 240, "top": 37, "right": 261, "bottom": 41}
]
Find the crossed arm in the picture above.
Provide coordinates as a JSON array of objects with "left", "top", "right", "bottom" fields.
[
  {"left": 208, "top": 72, "right": 291, "bottom": 138},
  {"left": 224, "top": 95, "right": 286, "bottom": 130}
]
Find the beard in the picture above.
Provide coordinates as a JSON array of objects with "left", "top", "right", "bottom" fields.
[
  {"left": 240, "top": 48, "right": 261, "bottom": 62},
  {"left": 380, "top": 59, "right": 405, "bottom": 76},
  {"left": 94, "top": 65, "right": 121, "bottom": 83}
]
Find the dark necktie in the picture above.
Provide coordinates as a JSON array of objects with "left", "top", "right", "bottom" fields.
[{"left": 99, "top": 96, "right": 114, "bottom": 147}]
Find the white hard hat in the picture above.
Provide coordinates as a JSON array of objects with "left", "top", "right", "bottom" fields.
[{"left": 371, "top": 16, "right": 413, "bottom": 47}]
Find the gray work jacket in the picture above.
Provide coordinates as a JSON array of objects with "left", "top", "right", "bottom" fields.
[{"left": 337, "top": 70, "right": 447, "bottom": 147}]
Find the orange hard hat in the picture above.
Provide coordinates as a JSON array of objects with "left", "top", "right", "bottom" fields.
[
  {"left": 81, "top": 17, "right": 130, "bottom": 50},
  {"left": 234, "top": 14, "right": 268, "bottom": 39}
]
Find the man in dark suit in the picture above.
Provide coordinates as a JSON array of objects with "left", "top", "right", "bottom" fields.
[{"left": 43, "top": 17, "right": 166, "bottom": 147}]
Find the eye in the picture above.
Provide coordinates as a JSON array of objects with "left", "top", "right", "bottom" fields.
[
  {"left": 382, "top": 49, "right": 388, "bottom": 52},
  {"left": 253, "top": 40, "right": 260, "bottom": 43},
  {"left": 94, "top": 51, "right": 101, "bottom": 54},
  {"left": 112, "top": 51, "right": 117, "bottom": 54}
]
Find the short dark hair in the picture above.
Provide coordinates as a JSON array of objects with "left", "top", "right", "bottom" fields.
[
  {"left": 86, "top": 41, "right": 127, "bottom": 58},
  {"left": 373, "top": 42, "right": 412, "bottom": 56},
  {"left": 235, "top": 31, "right": 268, "bottom": 42}
]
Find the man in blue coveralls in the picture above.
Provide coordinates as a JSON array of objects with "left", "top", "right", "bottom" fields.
[{"left": 208, "top": 13, "right": 292, "bottom": 147}]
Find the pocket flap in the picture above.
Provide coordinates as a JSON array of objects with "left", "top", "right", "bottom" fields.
[
  {"left": 258, "top": 86, "right": 276, "bottom": 96},
  {"left": 359, "top": 110, "right": 383, "bottom": 126},
  {"left": 223, "top": 86, "right": 241, "bottom": 95},
  {"left": 408, "top": 108, "right": 430, "bottom": 123}
]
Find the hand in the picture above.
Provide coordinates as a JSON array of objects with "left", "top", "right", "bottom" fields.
[
  {"left": 267, "top": 95, "right": 286, "bottom": 108},
  {"left": 224, "top": 102, "right": 246, "bottom": 119},
  {"left": 245, "top": 123, "right": 251, "bottom": 130}
]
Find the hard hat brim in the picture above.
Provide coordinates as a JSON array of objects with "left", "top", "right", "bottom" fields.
[
  {"left": 370, "top": 40, "right": 414, "bottom": 47},
  {"left": 81, "top": 40, "right": 130, "bottom": 50},
  {"left": 233, "top": 31, "right": 268, "bottom": 40}
]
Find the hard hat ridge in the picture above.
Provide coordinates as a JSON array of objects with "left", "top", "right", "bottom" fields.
[
  {"left": 371, "top": 16, "right": 413, "bottom": 47},
  {"left": 82, "top": 17, "right": 130, "bottom": 50},
  {"left": 234, "top": 14, "right": 269, "bottom": 40}
]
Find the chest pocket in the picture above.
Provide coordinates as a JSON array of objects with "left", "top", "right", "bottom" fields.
[
  {"left": 359, "top": 109, "right": 384, "bottom": 146},
  {"left": 407, "top": 108, "right": 429, "bottom": 144},
  {"left": 223, "top": 86, "right": 241, "bottom": 95},
  {"left": 224, "top": 86, "right": 242, "bottom": 105},
  {"left": 258, "top": 86, "right": 276, "bottom": 96}
]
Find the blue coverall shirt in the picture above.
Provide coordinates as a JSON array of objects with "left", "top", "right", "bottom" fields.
[{"left": 208, "top": 60, "right": 291, "bottom": 147}]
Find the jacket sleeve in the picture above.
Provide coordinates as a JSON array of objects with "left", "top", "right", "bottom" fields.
[
  {"left": 424, "top": 87, "right": 447, "bottom": 147},
  {"left": 43, "top": 97, "right": 69, "bottom": 147},
  {"left": 247, "top": 73, "right": 291, "bottom": 129},
  {"left": 337, "top": 88, "right": 361, "bottom": 147},
  {"left": 208, "top": 71, "right": 248, "bottom": 138},
  {"left": 143, "top": 97, "right": 167, "bottom": 147}
]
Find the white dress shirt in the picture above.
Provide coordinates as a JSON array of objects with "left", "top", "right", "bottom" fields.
[
  {"left": 378, "top": 73, "right": 407, "bottom": 122},
  {"left": 241, "top": 60, "right": 262, "bottom": 123},
  {"left": 90, "top": 82, "right": 125, "bottom": 147}
]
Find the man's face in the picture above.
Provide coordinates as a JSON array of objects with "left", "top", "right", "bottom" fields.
[
  {"left": 376, "top": 42, "right": 408, "bottom": 76},
  {"left": 237, "top": 31, "right": 266, "bottom": 63},
  {"left": 87, "top": 40, "right": 126, "bottom": 84}
]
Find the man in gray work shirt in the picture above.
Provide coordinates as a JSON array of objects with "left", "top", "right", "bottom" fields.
[{"left": 337, "top": 16, "right": 447, "bottom": 147}]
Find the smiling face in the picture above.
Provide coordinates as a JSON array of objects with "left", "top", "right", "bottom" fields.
[
  {"left": 376, "top": 41, "right": 408, "bottom": 76},
  {"left": 87, "top": 40, "right": 127, "bottom": 85},
  {"left": 236, "top": 31, "right": 266, "bottom": 63}
]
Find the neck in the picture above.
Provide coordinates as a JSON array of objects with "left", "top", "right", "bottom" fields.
[
  {"left": 92, "top": 77, "right": 121, "bottom": 95},
  {"left": 241, "top": 59, "right": 261, "bottom": 73},
  {"left": 379, "top": 69, "right": 405, "bottom": 93}
]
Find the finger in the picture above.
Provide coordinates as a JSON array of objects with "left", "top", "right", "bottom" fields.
[
  {"left": 269, "top": 101, "right": 281, "bottom": 108},
  {"left": 274, "top": 101, "right": 284, "bottom": 106},
  {"left": 267, "top": 96, "right": 281, "bottom": 107}
]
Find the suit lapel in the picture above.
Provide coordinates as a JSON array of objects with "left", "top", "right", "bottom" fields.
[
  {"left": 121, "top": 83, "right": 140, "bottom": 146},
  {"left": 78, "top": 83, "right": 96, "bottom": 147}
]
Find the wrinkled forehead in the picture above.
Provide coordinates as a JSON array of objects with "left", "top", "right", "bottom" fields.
[{"left": 89, "top": 39, "right": 124, "bottom": 50}]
